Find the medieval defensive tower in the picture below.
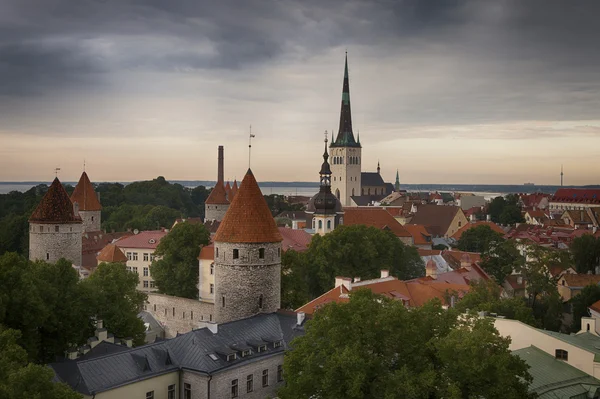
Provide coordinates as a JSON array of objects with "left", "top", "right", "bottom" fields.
[
  {"left": 70, "top": 171, "right": 102, "bottom": 232},
  {"left": 213, "top": 169, "right": 283, "bottom": 324}
]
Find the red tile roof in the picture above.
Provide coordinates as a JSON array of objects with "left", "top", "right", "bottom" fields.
[
  {"left": 29, "top": 178, "right": 83, "bottom": 224},
  {"left": 451, "top": 221, "right": 505, "bottom": 240},
  {"left": 70, "top": 171, "right": 102, "bottom": 211},
  {"left": 561, "top": 273, "right": 600, "bottom": 288},
  {"left": 343, "top": 207, "right": 412, "bottom": 237},
  {"left": 231, "top": 180, "right": 238, "bottom": 200},
  {"left": 279, "top": 227, "right": 312, "bottom": 252},
  {"left": 214, "top": 169, "right": 283, "bottom": 243},
  {"left": 551, "top": 189, "right": 600, "bottom": 205},
  {"left": 205, "top": 180, "right": 229, "bottom": 205},
  {"left": 403, "top": 224, "right": 432, "bottom": 245},
  {"left": 97, "top": 244, "right": 128, "bottom": 263},
  {"left": 296, "top": 285, "right": 351, "bottom": 314},
  {"left": 82, "top": 231, "right": 132, "bottom": 268},
  {"left": 589, "top": 299, "right": 600, "bottom": 314},
  {"left": 115, "top": 230, "right": 168, "bottom": 249},
  {"left": 198, "top": 243, "right": 214, "bottom": 260}
]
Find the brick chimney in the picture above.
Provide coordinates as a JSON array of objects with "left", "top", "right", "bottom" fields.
[
  {"left": 426, "top": 260, "right": 437, "bottom": 279},
  {"left": 218, "top": 145, "right": 224, "bottom": 183}
]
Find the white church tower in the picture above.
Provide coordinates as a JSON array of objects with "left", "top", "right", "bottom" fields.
[{"left": 330, "top": 53, "right": 361, "bottom": 207}]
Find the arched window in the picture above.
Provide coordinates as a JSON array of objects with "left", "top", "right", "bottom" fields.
[
  {"left": 335, "top": 189, "right": 340, "bottom": 199},
  {"left": 318, "top": 220, "right": 323, "bottom": 229},
  {"left": 368, "top": 188, "right": 371, "bottom": 195},
  {"left": 259, "top": 294, "right": 263, "bottom": 309},
  {"left": 352, "top": 188, "right": 355, "bottom": 196},
  {"left": 327, "top": 220, "right": 331, "bottom": 230},
  {"left": 312, "top": 218, "right": 316, "bottom": 229}
]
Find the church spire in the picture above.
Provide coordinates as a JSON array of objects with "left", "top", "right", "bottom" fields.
[
  {"left": 395, "top": 170, "right": 400, "bottom": 191},
  {"left": 331, "top": 53, "right": 360, "bottom": 148},
  {"left": 319, "top": 133, "right": 332, "bottom": 190}
]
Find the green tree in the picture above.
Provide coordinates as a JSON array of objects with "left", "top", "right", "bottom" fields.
[
  {"left": 570, "top": 234, "right": 600, "bottom": 274},
  {"left": 83, "top": 262, "right": 147, "bottom": 346},
  {"left": 279, "top": 290, "right": 533, "bottom": 399},
  {"left": 456, "top": 224, "right": 504, "bottom": 253},
  {"left": 150, "top": 222, "right": 210, "bottom": 298},
  {"left": 280, "top": 250, "right": 311, "bottom": 310},
  {"left": 0, "top": 327, "right": 82, "bottom": 399},
  {"left": 570, "top": 284, "right": 600, "bottom": 332},
  {"left": 488, "top": 196, "right": 506, "bottom": 223},
  {"left": 488, "top": 194, "right": 524, "bottom": 225},
  {"left": 480, "top": 239, "right": 525, "bottom": 283},
  {"left": 500, "top": 205, "right": 525, "bottom": 225}
]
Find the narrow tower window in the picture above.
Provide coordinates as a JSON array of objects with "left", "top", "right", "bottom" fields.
[
  {"left": 54, "top": 225, "right": 59, "bottom": 232},
  {"left": 259, "top": 248, "right": 265, "bottom": 259},
  {"left": 327, "top": 220, "right": 331, "bottom": 230},
  {"left": 259, "top": 294, "right": 263, "bottom": 309},
  {"left": 318, "top": 220, "right": 323, "bottom": 229},
  {"left": 91, "top": 216, "right": 94, "bottom": 221},
  {"left": 233, "top": 249, "right": 239, "bottom": 259},
  {"left": 46, "top": 253, "right": 50, "bottom": 260},
  {"left": 222, "top": 295, "right": 226, "bottom": 308}
]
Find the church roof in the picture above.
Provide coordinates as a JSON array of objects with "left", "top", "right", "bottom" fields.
[
  {"left": 214, "top": 169, "right": 282, "bottom": 243},
  {"left": 205, "top": 181, "right": 229, "bottom": 205},
  {"left": 29, "top": 178, "right": 82, "bottom": 224},
  {"left": 97, "top": 243, "right": 128, "bottom": 263},
  {"left": 361, "top": 172, "right": 385, "bottom": 187},
  {"left": 330, "top": 54, "right": 361, "bottom": 148},
  {"left": 71, "top": 172, "right": 102, "bottom": 211}
]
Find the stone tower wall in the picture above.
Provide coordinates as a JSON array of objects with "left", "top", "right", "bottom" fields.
[
  {"left": 205, "top": 203, "right": 229, "bottom": 222},
  {"left": 214, "top": 241, "right": 281, "bottom": 324},
  {"left": 79, "top": 210, "right": 101, "bottom": 232},
  {"left": 29, "top": 222, "right": 83, "bottom": 265},
  {"left": 330, "top": 146, "right": 362, "bottom": 207}
]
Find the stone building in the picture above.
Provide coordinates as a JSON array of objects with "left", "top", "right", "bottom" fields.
[
  {"left": 29, "top": 177, "right": 83, "bottom": 265},
  {"left": 70, "top": 171, "right": 102, "bottom": 232},
  {"left": 213, "top": 169, "right": 283, "bottom": 324},
  {"left": 205, "top": 145, "right": 230, "bottom": 222},
  {"left": 305, "top": 136, "right": 344, "bottom": 235}
]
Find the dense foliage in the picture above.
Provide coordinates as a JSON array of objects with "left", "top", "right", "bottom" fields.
[
  {"left": 456, "top": 224, "right": 504, "bottom": 253},
  {"left": 0, "top": 253, "right": 146, "bottom": 363},
  {"left": 279, "top": 290, "right": 534, "bottom": 399},
  {"left": 281, "top": 225, "right": 424, "bottom": 309},
  {"left": 150, "top": 222, "right": 210, "bottom": 298},
  {"left": 488, "top": 194, "right": 524, "bottom": 225},
  {"left": 570, "top": 284, "right": 600, "bottom": 332},
  {"left": 570, "top": 234, "right": 600, "bottom": 274}
]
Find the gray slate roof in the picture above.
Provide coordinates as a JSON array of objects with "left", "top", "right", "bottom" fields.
[
  {"left": 51, "top": 312, "right": 303, "bottom": 396},
  {"left": 361, "top": 172, "right": 385, "bottom": 187}
]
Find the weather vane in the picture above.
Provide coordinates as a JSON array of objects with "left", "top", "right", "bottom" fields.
[
  {"left": 54, "top": 167, "right": 61, "bottom": 178},
  {"left": 248, "top": 125, "right": 256, "bottom": 168}
]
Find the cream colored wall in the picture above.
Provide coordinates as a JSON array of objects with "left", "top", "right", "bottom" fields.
[
  {"left": 557, "top": 276, "right": 575, "bottom": 302},
  {"left": 199, "top": 258, "right": 215, "bottom": 302},
  {"left": 445, "top": 209, "right": 468, "bottom": 238},
  {"left": 493, "top": 318, "right": 597, "bottom": 377},
  {"left": 314, "top": 215, "right": 335, "bottom": 235},
  {"left": 122, "top": 246, "right": 158, "bottom": 293},
  {"left": 330, "top": 147, "right": 361, "bottom": 207},
  {"left": 90, "top": 371, "right": 179, "bottom": 399}
]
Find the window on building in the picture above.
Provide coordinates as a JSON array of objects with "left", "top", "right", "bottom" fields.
[
  {"left": 133, "top": 252, "right": 138, "bottom": 261},
  {"left": 259, "top": 294, "right": 263, "bottom": 309},
  {"left": 259, "top": 248, "right": 265, "bottom": 259},
  {"left": 39, "top": 226, "right": 43, "bottom": 232},
  {"left": 127, "top": 252, "right": 132, "bottom": 260},
  {"left": 168, "top": 385, "right": 176, "bottom": 399},
  {"left": 233, "top": 249, "right": 239, "bottom": 259},
  {"left": 247, "top": 374, "right": 254, "bottom": 393},
  {"left": 133, "top": 267, "right": 138, "bottom": 274},
  {"left": 209, "top": 283, "right": 214, "bottom": 294},
  {"left": 191, "top": 311, "right": 194, "bottom": 320},
  {"left": 274, "top": 340, "right": 282, "bottom": 348},
  {"left": 209, "top": 314, "right": 213, "bottom": 322},
  {"left": 312, "top": 218, "right": 315, "bottom": 229},
  {"left": 242, "top": 349, "right": 251, "bottom": 357},
  {"left": 222, "top": 295, "right": 226, "bottom": 307},
  {"left": 216, "top": 247, "right": 219, "bottom": 258},
  {"left": 146, "top": 391, "right": 154, "bottom": 399},
  {"left": 153, "top": 304, "right": 156, "bottom": 311},
  {"left": 227, "top": 353, "right": 236, "bottom": 362},
  {"left": 555, "top": 349, "right": 568, "bottom": 361},
  {"left": 150, "top": 254, "right": 155, "bottom": 262},
  {"left": 184, "top": 383, "right": 191, "bottom": 399},
  {"left": 210, "top": 263, "right": 214, "bottom": 275},
  {"left": 318, "top": 220, "right": 323, "bottom": 229},
  {"left": 182, "top": 311, "right": 185, "bottom": 319},
  {"left": 55, "top": 225, "right": 59, "bottom": 232},
  {"left": 143, "top": 267, "right": 149, "bottom": 276},
  {"left": 327, "top": 220, "right": 331, "bottom": 230},
  {"left": 46, "top": 253, "right": 50, "bottom": 260},
  {"left": 458, "top": 221, "right": 462, "bottom": 227},
  {"left": 262, "top": 369, "right": 269, "bottom": 387},
  {"left": 91, "top": 216, "right": 94, "bottom": 221},
  {"left": 278, "top": 248, "right": 281, "bottom": 257},
  {"left": 173, "top": 307, "right": 175, "bottom": 316},
  {"left": 164, "top": 308, "right": 167, "bottom": 316},
  {"left": 258, "top": 344, "right": 267, "bottom": 352},
  {"left": 143, "top": 253, "right": 149, "bottom": 262},
  {"left": 143, "top": 281, "right": 149, "bottom": 288},
  {"left": 277, "top": 365, "right": 284, "bottom": 382},
  {"left": 231, "top": 379, "right": 238, "bottom": 398},
  {"left": 150, "top": 281, "right": 155, "bottom": 288}
]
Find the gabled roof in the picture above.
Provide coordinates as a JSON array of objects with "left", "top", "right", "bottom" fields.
[
  {"left": 361, "top": 172, "right": 385, "bottom": 187},
  {"left": 551, "top": 188, "right": 600, "bottom": 205},
  {"left": 205, "top": 181, "right": 229, "bottom": 205},
  {"left": 115, "top": 230, "right": 168, "bottom": 250},
  {"left": 71, "top": 172, "right": 102, "bottom": 211},
  {"left": 214, "top": 169, "right": 282, "bottom": 243},
  {"left": 343, "top": 207, "right": 412, "bottom": 238},
  {"left": 198, "top": 243, "right": 214, "bottom": 260},
  {"left": 29, "top": 178, "right": 83, "bottom": 224},
  {"left": 451, "top": 221, "right": 505, "bottom": 240},
  {"left": 97, "top": 244, "right": 128, "bottom": 263},
  {"left": 409, "top": 205, "right": 462, "bottom": 237},
  {"left": 403, "top": 224, "right": 432, "bottom": 246},
  {"left": 561, "top": 273, "right": 600, "bottom": 288},
  {"left": 296, "top": 284, "right": 351, "bottom": 315}
]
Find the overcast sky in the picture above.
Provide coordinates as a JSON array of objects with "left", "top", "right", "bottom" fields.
[{"left": 1, "top": 0, "right": 599, "bottom": 185}]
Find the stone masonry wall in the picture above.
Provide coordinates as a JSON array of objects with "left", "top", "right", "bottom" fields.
[
  {"left": 145, "top": 293, "right": 215, "bottom": 338},
  {"left": 29, "top": 222, "right": 83, "bottom": 265},
  {"left": 214, "top": 242, "right": 281, "bottom": 324},
  {"left": 79, "top": 210, "right": 101, "bottom": 232},
  {"left": 182, "top": 353, "right": 285, "bottom": 399},
  {"left": 205, "top": 204, "right": 229, "bottom": 222}
]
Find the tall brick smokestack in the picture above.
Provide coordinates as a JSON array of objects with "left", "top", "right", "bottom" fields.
[{"left": 218, "top": 145, "right": 224, "bottom": 183}]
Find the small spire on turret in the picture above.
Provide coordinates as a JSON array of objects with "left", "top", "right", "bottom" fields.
[{"left": 377, "top": 161, "right": 380, "bottom": 175}]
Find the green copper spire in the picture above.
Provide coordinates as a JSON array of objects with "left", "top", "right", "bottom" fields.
[
  {"left": 331, "top": 52, "right": 361, "bottom": 148},
  {"left": 395, "top": 170, "right": 400, "bottom": 191}
]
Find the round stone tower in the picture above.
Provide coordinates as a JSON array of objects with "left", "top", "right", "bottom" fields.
[
  {"left": 29, "top": 178, "right": 83, "bottom": 265},
  {"left": 71, "top": 171, "right": 102, "bottom": 232},
  {"left": 213, "top": 169, "right": 283, "bottom": 324}
]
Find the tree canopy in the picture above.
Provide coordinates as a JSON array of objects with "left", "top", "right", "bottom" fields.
[
  {"left": 570, "top": 284, "right": 600, "bottom": 332},
  {"left": 570, "top": 234, "right": 600, "bottom": 274},
  {"left": 480, "top": 239, "right": 525, "bottom": 283},
  {"left": 488, "top": 194, "right": 524, "bottom": 225},
  {"left": 281, "top": 225, "right": 424, "bottom": 309},
  {"left": 279, "top": 289, "right": 534, "bottom": 399},
  {"left": 456, "top": 224, "right": 504, "bottom": 253},
  {"left": 150, "top": 222, "right": 210, "bottom": 299}
]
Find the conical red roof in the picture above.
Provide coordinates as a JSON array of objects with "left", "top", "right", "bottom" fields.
[
  {"left": 71, "top": 171, "right": 102, "bottom": 211},
  {"left": 231, "top": 180, "right": 238, "bottom": 200},
  {"left": 29, "top": 178, "right": 82, "bottom": 224},
  {"left": 214, "top": 169, "right": 282, "bottom": 243},
  {"left": 97, "top": 243, "right": 127, "bottom": 263},
  {"left": 205, "top": 180, "right": 229, "bottom": 205},
  {"left": 225, "top": 181, "right": 232, "bottom": 201}
]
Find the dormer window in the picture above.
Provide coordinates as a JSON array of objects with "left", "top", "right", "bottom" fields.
[
  {"left": 258, "top": 345, "right": 267, "bottom": 353},
  {"left": 241, "top": 349, "right": 251, "bottom": 357},
  {"left": 274, "top": 340, "right": 283, "bottom": 348},
  {"left": 227, "top": 353, "right": 237, "bottom": 362}
]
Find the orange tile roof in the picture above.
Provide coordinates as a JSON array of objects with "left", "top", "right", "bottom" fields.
[
  {"left": 29, "top": 178, "right": 83, "bottom": 224},
  {"left": 231, "top": 180, "right": 238, "bottom": 200},
  {"left": 343, "top": 207, "right": 412, "bottom": 237},
  {"left": 562, "top": 274, "right": 600, "bottom": 288},
  {"left": 451, "top": 221, "right": 505, "bottom": 240},
  {"left": 198, "top": 243, "right": 215, "bottom": 260},
  {"left": 279, "top": 227, "right": 312, "bottom": 252},
  {"left": 70, "top": 171, "right": 102, "bottom": 211},
  {"left": 205, "top": 180, "right": 229, "bottom": 205},
  {"left": 403, "top": 224, "right": 432, "bottom": 245},
  {"left": 225, "top": 182, "right": 232, "bottom": 201},
  {"left": 97, "top": 243, "right": 128, "bottom": 263},
  {"left": 115, "top": 230, "right": 168, "bottom": 249},
  {"left": 296, "top": 285, "right": 351, "bottom": 315},
  {"left": 214, "top": 169, "right": 283, "bottom": 243},
  {"left": 589, "top": 299, "right": 600, "bottom": 314}
]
